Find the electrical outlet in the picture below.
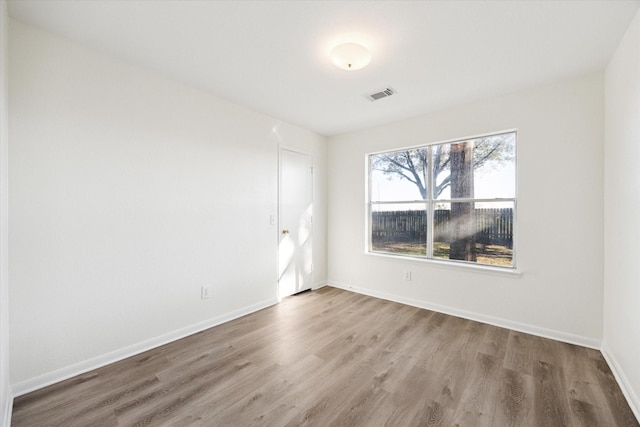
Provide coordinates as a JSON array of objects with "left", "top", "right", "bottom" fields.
[
  {"left": 404, "top": 271, "right": 412, "bottom": 281},
  {"left": 201, "top": 286, "right": 211, "bottom": 299}
]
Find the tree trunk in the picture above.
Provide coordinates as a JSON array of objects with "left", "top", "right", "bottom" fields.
[{"left": 449, "top": 141, "right": 476, "bottom": 261}]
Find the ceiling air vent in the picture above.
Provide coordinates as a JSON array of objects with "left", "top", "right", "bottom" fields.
[{"left": 366, "top": 87, "right": 395, "bottom": 102}]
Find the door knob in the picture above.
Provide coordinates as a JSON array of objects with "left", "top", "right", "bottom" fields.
[{"left": 282, "top": 229, "right": 290, "bottom": 235}]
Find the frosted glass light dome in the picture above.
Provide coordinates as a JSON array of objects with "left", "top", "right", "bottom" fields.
[{"left": 330, "top": 43, "right": 371, "bottom": 71}]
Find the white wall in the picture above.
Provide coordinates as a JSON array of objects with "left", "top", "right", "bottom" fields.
[
  {"left": 328, "top": 73, "right": 604, "bottom": 346},
  {"left": 6, "top": 6, "right": 637, "bottom": 423},
  {"left": 603, "top": 9, "right": 640, "bottom": 419},
  {"left": 0, "top": 1, "right": 12, "bottom": 424},
  {"left": 8, "top": 20, "right": 327, "bottom": 392}
]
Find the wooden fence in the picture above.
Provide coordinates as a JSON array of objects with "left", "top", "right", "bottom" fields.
[{"left": 372, "top": 208, "right": 513, "bottom": 247}]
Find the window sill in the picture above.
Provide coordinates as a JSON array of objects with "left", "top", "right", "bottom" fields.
[{"left": 364, "top": 251, "right": 522, "bottom": 278}]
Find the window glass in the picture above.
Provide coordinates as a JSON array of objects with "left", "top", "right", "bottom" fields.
[
  {"left": 370, "top": 149, "right": 429, "bottom": 202},
  {"left": 368, "top": 131, "right": 516, "bottom": 268},
  {"left": 432, "top": 201, "right": 514, "bottom": 267},
  {"left": 371, "top": 203, "right": 427, "bottom": 256},
  {"left": 434, "top": 133, "right": 516, "bottom": 200}
]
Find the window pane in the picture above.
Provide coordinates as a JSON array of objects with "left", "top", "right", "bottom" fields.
[
  {"left": 433, "top": 202, "right": 514, "bottom": 267},
  {"left": 370, "top": 149, "right": 429, "bottom": 202},
  {"left": 371, "top": 203, "right": 427, "bottom": 256},
  {"left": 367, "top": 131, "right": 516, "bottom": 269},
  {"left": 434, "top": 132, "right": 515, "bottom": 200}
]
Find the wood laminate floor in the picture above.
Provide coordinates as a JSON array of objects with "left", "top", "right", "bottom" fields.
[{"left": 12, "top": 287, "right": 639, "bottom": 426}]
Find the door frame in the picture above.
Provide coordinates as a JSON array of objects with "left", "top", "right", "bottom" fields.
[{"left": 277, "top": 145, "right": 314, "bottom": 299}]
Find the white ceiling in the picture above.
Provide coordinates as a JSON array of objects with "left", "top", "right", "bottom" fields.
[{"left": 7, "top": 0, "right": 640, "bottom": 136}]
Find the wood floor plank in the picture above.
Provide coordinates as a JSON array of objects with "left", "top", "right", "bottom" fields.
[
  {"left": 492, "top": 367, "right": 534, "bottom": 427},
  {"left": 533, "top": 360, "right": 571, "bottom": 426},
  {"left": 450, "top": 352, "right": 500, "bottom": 427},
  {"left": 11, "top": 287, "right": 639, "bottom": 427},
  {"left": 361, "top": 364, "right": 433, "bottom": 427},
  {"left": 221, "top": 354, "right": 326, "bottom": 426},
  {"left": 503, "top": 330, "right": 536, "bottom": 375},
  {"left": 592, "top": 356, "right": 640, "bottom": 427},
  {"left": 479, "top": 324, "right": 510, "bottom": 360}
]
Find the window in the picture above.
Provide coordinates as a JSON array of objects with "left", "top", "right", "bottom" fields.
[{"left": 368, "top": 131, "right": 516, "bottom": 268}]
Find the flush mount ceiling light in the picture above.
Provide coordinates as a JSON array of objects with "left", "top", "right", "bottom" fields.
[{"left": 330, "top": 42, "right": 371, "bottom": 71}]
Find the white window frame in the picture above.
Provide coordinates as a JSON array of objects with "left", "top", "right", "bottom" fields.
[{"left": 366, "top": 130, "right": 517, "bottom": 271}]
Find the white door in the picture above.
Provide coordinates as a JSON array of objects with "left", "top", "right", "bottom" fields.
[{"left": 278, "top": 149, "right": 313, "bottom": 299}]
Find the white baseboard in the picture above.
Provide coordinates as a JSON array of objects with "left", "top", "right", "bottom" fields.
[
  {"left": 312, "top": 281, "right": 328, "bottom": 290},
  {"left": 12, "top": 297, "right": 278, "bottom": 397},
  {"left": 2, "top": 385, "right": 12, "bottom": 427},
  {"left": 601, "top": 343, "right": 640, "bottom": 423},
  {"left": 327, "top": 281, "right": 601, "bottom": 349}
]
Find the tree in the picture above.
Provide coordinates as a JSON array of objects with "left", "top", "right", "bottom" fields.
[
  {"left": 371, "top": 134, "right": 514, "bottom": 261},
  {"left": 370, "top": 133, "right": 514, "bottom": 200},
  {"left": 449, "top": 141, "right": 476, "bottom": 261}
]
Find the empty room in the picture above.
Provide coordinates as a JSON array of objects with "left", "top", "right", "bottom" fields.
[{"left": 1, "top": 0, "right": 640, "bottom": 426}]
